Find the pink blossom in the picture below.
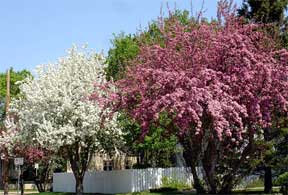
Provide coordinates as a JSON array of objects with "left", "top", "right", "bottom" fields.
[{"left": 113, "top": 13, "right": 288, "bottom": 143}]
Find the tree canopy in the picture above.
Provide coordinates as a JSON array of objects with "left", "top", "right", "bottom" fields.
[
  {"left": 105, "top": 10, "right": 193, "bottom": 81},
  {"left": 113, "top": 6, "right": 288, "bottom": 193},
  {"left": 238, "top": 0, "right": 288, "bottom": 24},
  {"left": 105, "top": 10, "right": 198, "bottom": 168},
  {"left": 6, "top": 46, "right": 123, "bottom": 195}
]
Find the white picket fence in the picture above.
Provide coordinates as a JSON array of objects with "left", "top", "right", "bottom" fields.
[{"left": 53, "top": 167, "right": 193, "bottom": 194}]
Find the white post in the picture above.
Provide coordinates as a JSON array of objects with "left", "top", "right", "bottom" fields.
[
  {"left": 35, "top": 163, "right": 39, "bottom": 177},
  {"left": 14, "top": 157, "right": 24, "bottom": 195}
]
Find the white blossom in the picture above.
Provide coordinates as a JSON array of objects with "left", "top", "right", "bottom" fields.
[{"left": 7, "top": 46, "right": 123, "bottom": 152}]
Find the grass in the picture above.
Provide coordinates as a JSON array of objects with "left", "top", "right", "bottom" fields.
[
  {"left": 244, "top": 179, "right": 264, "bottom": 189},
  {"left": 234, "top": 186, "right": 281, "bottom": 193},
  {"left": 25, "top": 193, "right": 194, "bottom": 195},
  {"left": 24, "top": 188, "right": 283, "bottom": 195},
  {"left": 116, "top": 192, "right": 194, "bottom": 195}
]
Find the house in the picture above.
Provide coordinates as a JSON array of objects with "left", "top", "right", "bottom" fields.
[{"left": 67, "top": 153, "right": 138, "bottom": 172}]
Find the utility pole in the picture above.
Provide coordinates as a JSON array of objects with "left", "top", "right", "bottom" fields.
[
  {"left": 3, "top": 68, "right": 10, "bottom": 195},
  {"left": 5, "top": 69, "right": 10, "bottom": 113}
]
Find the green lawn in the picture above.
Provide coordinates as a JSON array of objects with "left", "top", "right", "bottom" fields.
[
  {"left": 24, "top": 188, "right": 282, "bottom": 195},
  {"left": 26, "top": 193, "right": 193, "bottom": 195}
]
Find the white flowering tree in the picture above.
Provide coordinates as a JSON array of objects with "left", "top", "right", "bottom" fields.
[{"left": 8, "top": 46, "right": 123, "bottom": 195}]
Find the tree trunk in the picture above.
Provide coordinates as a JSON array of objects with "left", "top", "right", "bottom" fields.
[
  {"left": 264, "top": 166, "right": 272, "bottom": 194},
  {"left": 264, "top": 128, "right": 273, "bottom": 194},
  {"left": 203, "top": 163, "right": 217, "bottom": 194},
  {"left": 33, "top": 164, "right": 46, "bottom": 192},
  {"left": 3, "top": 69, "right": 10, "bottom": 195},
  {"left": 219, "top": 135, "right": 255, "bottom": 194},
  {"left": 181, "top": 140, "right": 206, "bottom": 194},
  {"left": 20, "top": 173, "right": 24, "bottom": 195},
  {"left": 34, "top": 178, "right": 44, "bottom": 192},
  {"left": 219, "top": 175, "right": 234, "bottom": 194},
  {"left": 202, "top": 140, "right": 217, "bottom": 194},
  {"left": 75, "top": 176, "right": 84, "bottom": 195},
  {"left": 68, "top": 145, "right": 90, "bottom": 195},
  {"left": 2, "top": 159, "right": 9, "bottom": 195},
  {"left": 65, "top": 142, "right": 94, "bottom": 195},
  {"left": 70, "top": 157, "right": 85, "bottom": 195},
  {"left": 190, "top": 166, "right": 206, "bottom": 194}
]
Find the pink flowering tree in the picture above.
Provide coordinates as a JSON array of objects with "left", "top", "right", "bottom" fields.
[
  {"left": 13, "top": 144, "right": 57, "bottom": 192},
  {"left": 0, "top": 126, "right": 55, "bottom": 193},
  {"left": 111, "top": 4, "right": 288, "bottom": 194}
]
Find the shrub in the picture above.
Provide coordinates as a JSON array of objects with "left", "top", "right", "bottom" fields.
[
  {"left": 275, "top": 172, "right": 288, "bottom": 195},
  {"left": 161, "top": 176, "right": 191, "bottom": 190}
]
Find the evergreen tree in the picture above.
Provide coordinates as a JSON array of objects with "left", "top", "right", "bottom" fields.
[
  {"left": 238, "top": 0, "right": 288, "bottom": 24},
  {"left": 238, "top": 0, "right": 288, "bottom": 48}
]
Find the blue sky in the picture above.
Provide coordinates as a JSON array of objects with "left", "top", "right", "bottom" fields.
[{"left": 0, "top": 0, "right": 242, "bottom": 73}]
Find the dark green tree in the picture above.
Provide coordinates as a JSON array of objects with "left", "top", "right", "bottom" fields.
[
  {"left": 238, "top": 0, "right": 288, "bottom": 48},
  {"left": 0, "top": 68, "right": 31, "bottom": 127},
  {"left": 119, "top": 113, "right": 178, "bottom": 168},
  {"left": 273, "top": 118, "right": 288, "bottom": 195},
  {"left": 105, "top": 10, "right": 192, "bottom": 81},
  {"left": 105, "top": 33, "right": 139, "bottom": 81},
  {"left": 238, "top": 0, "right": 288, "bottom": 24}
]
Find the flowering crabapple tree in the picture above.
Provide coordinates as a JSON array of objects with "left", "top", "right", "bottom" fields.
[
  {"left": 113, "top": 4, "right": 288, "bottom": 194},
  {"left": 0, "top": 127, "right": 51, "bottom": 193},
  {"left": 8, "top": 46, "right": 123, "bottom": 195},
  {"left": 13, "top": 144, "right": 58, "bottom": 192},
  {"left": 0, "top": 127, "right": 12, "bottom": 195},
  {"left": 0, "top": 69, "right": 31, "bottom": 195}
]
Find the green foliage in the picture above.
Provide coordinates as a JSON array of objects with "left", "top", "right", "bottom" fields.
[
  {"left": 161, "top": 176, "right": 191, "bottom": 190},
  {"left": 137, "top": 126, "right": 178, "bottom": 168},
  {"left": 118, "top": 113, "right": 142, "bottom": 149},
  {"left": 275, "top": 172, "right": 288, "bottom": 195},
  {"left": 0, "top": 68, "right": 31, "bottom": 99},
  {"left": 0, "top": 68, "right": 31, "bottom": 126},
  {"left": 106, "top": 33, "right": 139, "bottom": 81},
  {"left": 138, "top": 10, "right": 192, "bottom": 47},
  {"left": 275, "top": 172, "right": 288, "bottom": 186},
  {"left": 238, "top": 0, "right": 288, "bottom": 24},
  {"left": 249, "top": 119, "right": 288, "bottom": 189},
  {"left": 266, "top": 118, "right": 288, "bottom": 178},
  {"left": 119, "top": 112, "right": 178, "bottom": 168},
  {"left": 105, "top": 9, "right": 193, "bottom": 81},
  {"left": 254, "top": 119, "right": 288, "bottom": 193},
  {"left": 107, "top": 9, "right": 194, "bottom": 168}
]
